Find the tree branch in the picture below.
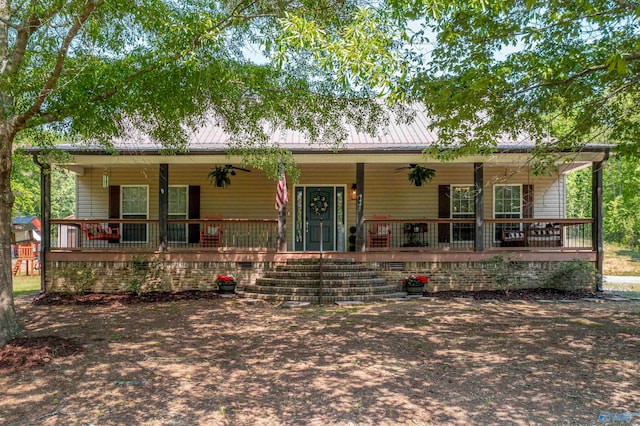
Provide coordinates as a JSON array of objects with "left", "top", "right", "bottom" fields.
[
  {"left": 17, "top": 0, "right": 265, "bottom": 129},
  {"left": 10, "top": 0, "right": 101, "bottom": 131},
  {"left": 0, "top": 15, "right": 19, "bottom": 30},
  {"left": 81, "top": 0, "right": 275, "bottom": 106},
  {"left": 0, "top": 0, "right": 11, "bottom": 71},
  {"left": 7, "top": 0, "right": 68, "bottom": 76},
  {"left": 612, "top": 0, "right": 638, "bottom": 11},
  {"left": 20, "top": 0, "right": 340, "bottom": 130},
  {"left": 515, "top": 11, "right": 610, "bottom": 36},
  {"left": 514, "top": 52, "right": 640, "bottom": 95}
]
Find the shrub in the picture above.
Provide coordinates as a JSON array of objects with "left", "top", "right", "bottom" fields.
[{"left": 546, "top": 259, "right": 597, "bottom": 291}]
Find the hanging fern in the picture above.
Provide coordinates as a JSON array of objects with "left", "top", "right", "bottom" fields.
[
  {"left": 408, "top": 165, "right": 435, "bottom": 187},
  {"left": 208, "top": 166, "right": 231, "bottom": 188}
]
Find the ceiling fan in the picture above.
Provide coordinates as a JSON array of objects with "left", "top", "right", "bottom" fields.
[{"left": 224, "top": 165, "right": 251, "bottom": 175}]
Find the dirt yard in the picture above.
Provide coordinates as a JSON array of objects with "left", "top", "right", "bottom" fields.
[{"left": 1, "top": 293, "right": 639, "bottom": 425}]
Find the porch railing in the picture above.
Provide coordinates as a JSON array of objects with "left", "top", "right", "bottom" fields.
[
  {"left": 363, "top": 218, "right": 594, "bottom": 251},
  {"left": 49, "top": 219, "right": 278, "bottom": 250},
  {"left": 49, "top": 217, "right": 594, "bottom": 252},
  {"left": 484, "top": 219, "right": 593, "bottom": 250}
]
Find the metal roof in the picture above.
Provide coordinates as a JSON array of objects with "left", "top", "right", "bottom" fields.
[{"left": 36, "top": 109, "right": 611, "bottom": 155}]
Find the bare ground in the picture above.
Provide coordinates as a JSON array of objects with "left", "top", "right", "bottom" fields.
[{"left": 1, "top": 293, "right": 639, "bottom": 425}]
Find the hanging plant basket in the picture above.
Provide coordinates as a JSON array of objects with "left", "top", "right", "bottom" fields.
[
  {"left": 208, "top": 166, "right": 231, "bottom": 188},
  {"left": 408, "top": 165, "right": 436, "bottom": 187}
]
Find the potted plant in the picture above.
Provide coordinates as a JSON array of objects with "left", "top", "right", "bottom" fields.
[
  {"left": 215, "top": 274, "right": 236, "bottom": 294},
  {"left": 208, "top": 166, "right": 231, "bottom": 188},
  {"left": 407, "top": 165, "right": 435, "bottom": 187},
  {"left": 403, "top": 275, "right": 428, "bottom": 296}
]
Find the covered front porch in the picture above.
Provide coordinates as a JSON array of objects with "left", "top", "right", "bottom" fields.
[{"left": 36, "top": 149, "right": 608, "bottom": 294}]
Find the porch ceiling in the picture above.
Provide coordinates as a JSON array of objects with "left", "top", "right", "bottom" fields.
[{"left": 58, "top": 150, "right": 607, "bottom": 170}]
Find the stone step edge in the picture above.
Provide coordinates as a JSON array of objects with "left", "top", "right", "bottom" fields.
[
  {"left": 265, "top": 271, "right": 380, "bottom": 277},
  {"left": 237, "top": 292, "right": 408, "bottom": 303},
  {"left": 254, "top": 279, "right": 388, "bottom": 287},
  {"left": 242, "top": 284, "right": 401, "bottom": 295}
]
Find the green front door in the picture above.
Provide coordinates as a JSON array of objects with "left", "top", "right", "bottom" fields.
[{"left": 306, "top": 187, "right": 335, "bottom": 251}]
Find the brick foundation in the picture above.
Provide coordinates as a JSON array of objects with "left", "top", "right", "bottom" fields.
[
  {"left": 375, "top": 259, "right": 597, "bottom": 292},
  {"left": 45, "top": 259, "right": 270, "bottom": 293},
  {"left": 45, "top": 257, "right": 597, "bottom": 294}
]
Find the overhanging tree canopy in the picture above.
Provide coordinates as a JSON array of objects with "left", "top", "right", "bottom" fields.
[
  {"left": 0, "top": 0, "right": 406, "bottom": 346},
  {"left": 402, "top": 0, "right": 639, "bottom": 159},
  {"left": 2, "top": 0, "right": 636, "bottom": 346}
]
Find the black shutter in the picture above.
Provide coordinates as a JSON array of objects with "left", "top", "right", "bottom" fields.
[
  {"left": 438, "top": 185, "right": 451, "bottom": 243},
  {"left": 188, "top": 186, "right": 200, "bottom": 244},
  {"left": 109, "top": 186, "right": 120, "bottom": 219},
  {"left": 108, "top": 186, "right": 121, "bottom": 242}
]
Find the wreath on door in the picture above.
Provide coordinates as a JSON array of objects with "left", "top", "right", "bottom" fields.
[{"left": 310, "top": 194, "right": 329, "bottom": 216}]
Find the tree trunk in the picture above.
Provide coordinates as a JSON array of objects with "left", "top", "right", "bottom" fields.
[{"left": 0, "top": 125, "right": 20, "bottom": 346}]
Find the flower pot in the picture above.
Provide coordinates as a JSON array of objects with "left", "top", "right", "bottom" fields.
[
  {"left": 405, "top": 284, "right": 425, "bottom": 296},
  {"left": 217, "top": 282, "right": 237, "bottom": 294}
]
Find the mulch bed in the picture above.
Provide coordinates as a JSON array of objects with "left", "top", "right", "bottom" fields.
[
  {"left": 427, "top": 288, "right": 601, "bottom": 301},
  {"left": 30, "top": 288, "right": 601, "bottom": 307},
  {"left": 0, "top": 336, "right": 82, "bottom": 373},
  {"left": 32, "top": 290, "right": 222, "bottom": 306}
]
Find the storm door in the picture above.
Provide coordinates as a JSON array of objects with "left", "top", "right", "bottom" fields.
[{"left": 305, "top": 187, "right": 335, "bottom": 251}]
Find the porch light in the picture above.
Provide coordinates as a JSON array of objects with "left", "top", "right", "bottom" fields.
[
  {"left": 351, "top": 183, "right": 357, "bottom": 200},
  {"left": 102, "top": 170, "right": 109, "bottom": 188}
]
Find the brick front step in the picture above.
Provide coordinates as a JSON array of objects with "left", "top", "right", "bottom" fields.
[
  {"left": 254, "top": 277, "right": 388, "bottom": 288},
  {"left": 240, "top": 258, "right": 401, "bottom": 303},
  {"left": 265, "top": 271, "right": 379, "bottom": 279},
  {"left": 281, "top": 258, "right": 356, "bottom": 265},
  {"left": 275, "top": 264, "right": 375, "bottom": 273},
  {"left": 243, "top": 284, "right": 400, "bottom": 296},
  {"left": 236, "top": 291, "right": 409, "bottom": 303}
]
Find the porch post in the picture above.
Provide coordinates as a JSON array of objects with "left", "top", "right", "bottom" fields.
[
  {"left": 355, "top": 163, "right": 365, "bottom": 252},
  {"left": 39, "top": 160, "right": 51, "bottom": 293},
  {"left": 277, "top": 206, "right": 287, "bottom": 251},
  {"left": 592, "top": 160, "right": 604, "bottom": 289},
  {"left": 474, "top": 162, "right": 484, "bottom": 251},
  {"left": 159, "top": 164, "right": 168, "bottom": 251}
]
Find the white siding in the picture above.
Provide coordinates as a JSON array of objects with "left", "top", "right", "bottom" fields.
[
  {"left": 535, "top": 174, "right": 566, "bottom": 218},
  {"left": 484, "top": 165, "right": 565, "bottom": 219}
]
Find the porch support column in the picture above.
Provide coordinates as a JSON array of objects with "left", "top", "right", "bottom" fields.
[
  {"left": 474, "top": 162, "right": 484, "bottom": 252},
  {"left": 159, "top": 164, "right": 169, "bottom": 252},
  {"left": 277, "top": 206, "right": 287, "bottom": 252},
  {"left": 39, "top": 159, "right": 51, "bottom": 293},
  {"left": 592, "top": 160, "right": 605, "bottom": 289},
  {"left": 355, "top": 163, "right": 365, "bottom": 252}
]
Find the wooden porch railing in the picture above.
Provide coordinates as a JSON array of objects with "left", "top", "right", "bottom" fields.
[
  {"left": 49, "top": 217, "right": 594, "bottom": 252},
  {"left": 49, "top": 218, "right": 278, "bottom": 250},
  {"left": 363, "top": 218, "right": 594, "bottom": 251}
]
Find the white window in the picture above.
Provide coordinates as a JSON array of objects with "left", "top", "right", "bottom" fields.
[
  {"left": 494, "top": 184, "right": 522, "bottom": 240},
  {"left": 168, "top": 186, "right": 188, "bottom": 243},
  {"left": 451, "top": 185, "right": 474, "bottom": 242},
  {"left": 121, "top": 185, "right": 148, "bottom": 242}
]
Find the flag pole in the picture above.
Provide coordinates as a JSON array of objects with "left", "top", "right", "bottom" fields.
[{"left": 318, "top": 219, "right": 324, "bottom": 305}]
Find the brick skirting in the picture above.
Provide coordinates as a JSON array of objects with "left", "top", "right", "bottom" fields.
[{"left": 44, "top": 256, "right": 597, "bottom": 294}]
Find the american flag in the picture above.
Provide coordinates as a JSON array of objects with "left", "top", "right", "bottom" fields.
[{"left": 275, "top": 171, "right": 288, "bottom": 210}]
